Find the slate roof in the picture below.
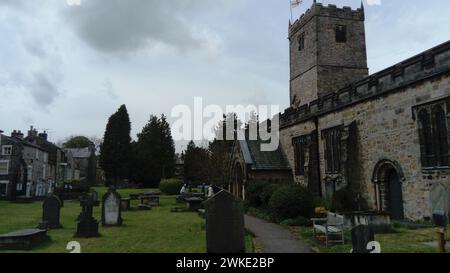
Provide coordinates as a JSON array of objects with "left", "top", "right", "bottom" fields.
[{"left": 240, "top": 139, "right": 291, "bottom": 171}]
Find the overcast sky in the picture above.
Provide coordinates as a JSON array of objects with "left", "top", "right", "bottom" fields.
[{"left": 0, "top": 0, "right": 449, "bottom": 152}]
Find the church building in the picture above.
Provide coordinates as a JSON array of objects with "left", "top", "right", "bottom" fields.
[{"left": 229, "top": 2, "right": 450, "bottom": 221}]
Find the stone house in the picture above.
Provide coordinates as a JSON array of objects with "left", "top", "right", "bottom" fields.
[
  {"left": 0, "top": 130, "right": 51, "bottom": 199},
  {"left": 0, "top": 128, "right": 77, "bottom": 200},
  {"left": 65, "top": 145, "right": 97, "bottom": 185},
  {"left": 276, "top": 2, "right": 450, "bottom": 221}
]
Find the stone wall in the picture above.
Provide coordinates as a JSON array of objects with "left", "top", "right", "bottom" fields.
[
  {"left": 280, "top": 120, "right": 316, "bottom": 187},
  {"left": 317, "top": 73, "right": 450, "bottom": 221}
]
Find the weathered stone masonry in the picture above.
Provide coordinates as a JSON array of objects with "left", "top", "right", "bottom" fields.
[{"left": 280, "top": 2, "right": 450, "bottom": 221}]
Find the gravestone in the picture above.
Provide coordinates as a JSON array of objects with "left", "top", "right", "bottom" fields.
[
  {"left": 204, "top": 190, "right": 245, "bottom": 254},
  {"left": 430, "top": 182, "right": 449, "bottom": 227},
  {"left": 351, "top": 225, "right": 375, "bottom": 253},
  {"left": 121, "top": 198, "right": 131, "bottom": 211},
  {"left": 102, "top": 188, "right": 123, "bottom": 227},
  {"left": 41, "top": 195, "right": 62, "bottom": 229},
  {"left": 75, "top": 194, "right": 100, "bottom": 238},
  {"left": 90, "top": 190, "right": 99, "bottom": 203}
]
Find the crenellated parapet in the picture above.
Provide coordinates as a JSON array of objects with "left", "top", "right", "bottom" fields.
[
  {"left": 280, "top": 40, "right": 450, "bottom": 128},
  {"left": 289, "top": 2, "right": 364, "bottom": 38}
]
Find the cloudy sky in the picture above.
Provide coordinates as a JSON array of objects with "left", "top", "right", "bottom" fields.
[{"left": 0, "top": 0, "right": 449, "bottom": 151}]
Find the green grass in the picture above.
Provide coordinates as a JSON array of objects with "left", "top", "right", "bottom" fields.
[
  {"left": 290, "top": 226, "right": 450, "bottom": 253},
  {"left": 0, "top": 187, "right": 253, "bottom": 253}
]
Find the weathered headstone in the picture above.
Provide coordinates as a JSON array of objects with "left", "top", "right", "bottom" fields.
[
  {"left": 351, "top": 225, "right": 375, "bottom": 253},
  {"left": 121, "top": 198, "right": 131, "bottom": 211},
  {"left": 204, "top": 190, "right": 245, "bottom": 254},
  {"left": 42, "top": 195, "right": 62, "bottom": 229},
  {"left": 431, "top": 183, "right": 449, "bottom": 227},
  {"left": 102, "top": 188, "right": 123, "bottom": 227},
  {"left": 75, "top": 195, "right": 100, "bottom": 238}
]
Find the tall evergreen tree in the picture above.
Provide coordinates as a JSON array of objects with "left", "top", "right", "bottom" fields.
[
  {"left": 184, "top": 141, "right": 210, "bottom": 185},
  {"left": 134, "top": 115, "right": 176, "bottom": 187},
  {"left": 99, "top": 105, "right": 132, "bottom": 185}
]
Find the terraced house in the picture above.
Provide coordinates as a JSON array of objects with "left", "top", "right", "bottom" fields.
[{"left": 0, "top": 128, "right": 77, "bottom": 200}]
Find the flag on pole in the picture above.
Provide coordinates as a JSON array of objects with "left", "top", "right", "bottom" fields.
[{"left": 291, "top": 0, "right": 303, "bottom": 8}]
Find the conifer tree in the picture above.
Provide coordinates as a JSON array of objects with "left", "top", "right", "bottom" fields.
[{"left": 99, "top": 104, "right": 131, "bottom": 185}]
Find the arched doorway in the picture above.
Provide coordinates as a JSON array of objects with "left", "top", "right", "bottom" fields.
[{"left": 372, "top": 159, "right": 405, "bottom": 220}]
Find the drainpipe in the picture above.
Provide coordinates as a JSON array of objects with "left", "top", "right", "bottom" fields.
[{"left": 314, "top": 117, "right": 322, "bottom": 197}]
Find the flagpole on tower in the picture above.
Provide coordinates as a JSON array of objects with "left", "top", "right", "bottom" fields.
[
  {"left": 290, "top": 0, "right": 303, "bottom": 23},
  {"left": 290, "top": 0, "right": 293, "bottom": 23}
]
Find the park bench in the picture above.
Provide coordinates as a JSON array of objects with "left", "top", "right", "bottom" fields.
[{"left": 312, "top": 212, "right": 345, "bottom": 247}]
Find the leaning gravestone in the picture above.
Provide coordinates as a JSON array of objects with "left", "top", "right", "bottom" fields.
[
  {"left": 431, "top": 182, "right": 449, "bottom": 226},
  {"left": 204, "top": 190, "right": 245, "bottom": 253},
  {"left": 351, "top": 225, "right": 375, "bottom": 253},
  {"left": 42, "top": 195, "right": 62, "bottom": 229},
  {"left": 75, "top": 194, "right": 100, "bottom": 238},
  {"left": 102, "top": 188, "right": 123, "bottom": 227}
]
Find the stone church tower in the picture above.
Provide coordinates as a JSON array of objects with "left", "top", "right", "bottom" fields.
[{"left": 289, "top": 2, "right": 368, "bottom": 107}]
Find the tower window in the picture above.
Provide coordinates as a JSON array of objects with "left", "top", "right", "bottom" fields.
[
  {"left": 335, "top": 25, "right": 347, "bottom": 43},
  {"left": 298, "top": 32, "right": 305, "bottom": 51}
]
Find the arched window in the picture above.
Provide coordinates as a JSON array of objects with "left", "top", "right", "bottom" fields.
[
  {"left": 418, "top": 109, "right": 434, "bottom": 167},
  {"left": 415, "top": 98, "right": 450, "bottom": 169},
  {"left": 432, "top": 105, "right": 449, "bottom": 167},
  {"left": 293, "top": 136, "right": 307, "bottom": 175}
]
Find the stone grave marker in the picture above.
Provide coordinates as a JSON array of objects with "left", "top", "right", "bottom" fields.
[
  {"left": 121, "top": 198, "right": 131, "bottom": 211},
  {"left": 204, "top": 190, "right": 245, "bottom": 253},
  {"left": 431, "top": 182, "right": 449, "bottom": 227},
  {"left": 102, "top": 188, "right": 123, "bottom": 227},
  {"left": 41, "top": 195, "right": 62, "bottom": 229},
  {"left": 351, "top": 225, "right": 375, "bottom": 253},
  {"left": 75, "top": 194, "right": 100, "bottom": 238}
]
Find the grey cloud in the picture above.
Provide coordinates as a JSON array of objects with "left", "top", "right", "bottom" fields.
[
  {"left": 63, "top": 0, "right": 226, "bottom": 54},
  {"left": 5, "top": 71, "right": 61, "bottom": 107},
  {"left": 103, "top": 79, "right": 118, "bottom": 100},
  {"left": 28, "top": 72, "right": 61, "bottom": 107}
]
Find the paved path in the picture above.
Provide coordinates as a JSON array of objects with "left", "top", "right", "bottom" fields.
[{"left": 245, "top": 215, "right": 314, "bottom": 253}]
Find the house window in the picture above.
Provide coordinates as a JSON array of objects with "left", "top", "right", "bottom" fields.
[
  {"left": 293, "top": 136, "right": 308, "bottom": 175},
  {"left": 2, "top": 145, "right": 12, "bottom": 156},
  {"left": 298, "top": 32, "right": 305, "bottom": 51},
  {"left": 335, "top": 25, "right": 347, "bottom": 43},
  {"left": 415, "top": 100, "right": 449, "bottom": 168},
  {"left": 322, "top": 126, "right": 342, "bottom": 174},
  {"left": 0, "top": 161, "right": 9, "bottom": 175}
]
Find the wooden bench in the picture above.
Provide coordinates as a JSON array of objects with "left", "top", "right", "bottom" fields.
[{"left": 312, "top": 212, "right": 345, "bottom": 247}]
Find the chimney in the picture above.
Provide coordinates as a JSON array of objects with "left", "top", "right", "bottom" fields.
[
  {"left": 38, "top": 131, "right": 48, "bottom": 141},
  {"left": 11, "top": 130, "right": 24, "bottom": 139},
  {"left": 28, "top": 126, "right": 38, "bottom": 138}
]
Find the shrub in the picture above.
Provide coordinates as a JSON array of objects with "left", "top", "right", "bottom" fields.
[
  {"left": 280, "top": 216, "right": 311, "bottom": 227},
  {"left": 269, "top": 184, "right": 314, "bottom": 222},
  {"left": 245, "top": 181, "right": 270, "bottom": 208},
  {"left": 259, "top": 184, "right": 279, "bottom": 208},
  {"left": 331, "top": 189, "right": 357, "bottom": 213},
  {"left": 159, "top": 179, "right": 184, "bottom": 195}
]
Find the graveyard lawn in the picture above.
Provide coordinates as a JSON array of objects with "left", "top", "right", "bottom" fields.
[
  {"left": 0, "top": 187, "right": 253, "bottom": 253},
  {"left": 290, "top": 226, "right": 450, "bottom": 253}
]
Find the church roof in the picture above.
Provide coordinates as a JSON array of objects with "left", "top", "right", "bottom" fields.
[{"left": 240, "top": 139, "right": 291, "bottom": 171}]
